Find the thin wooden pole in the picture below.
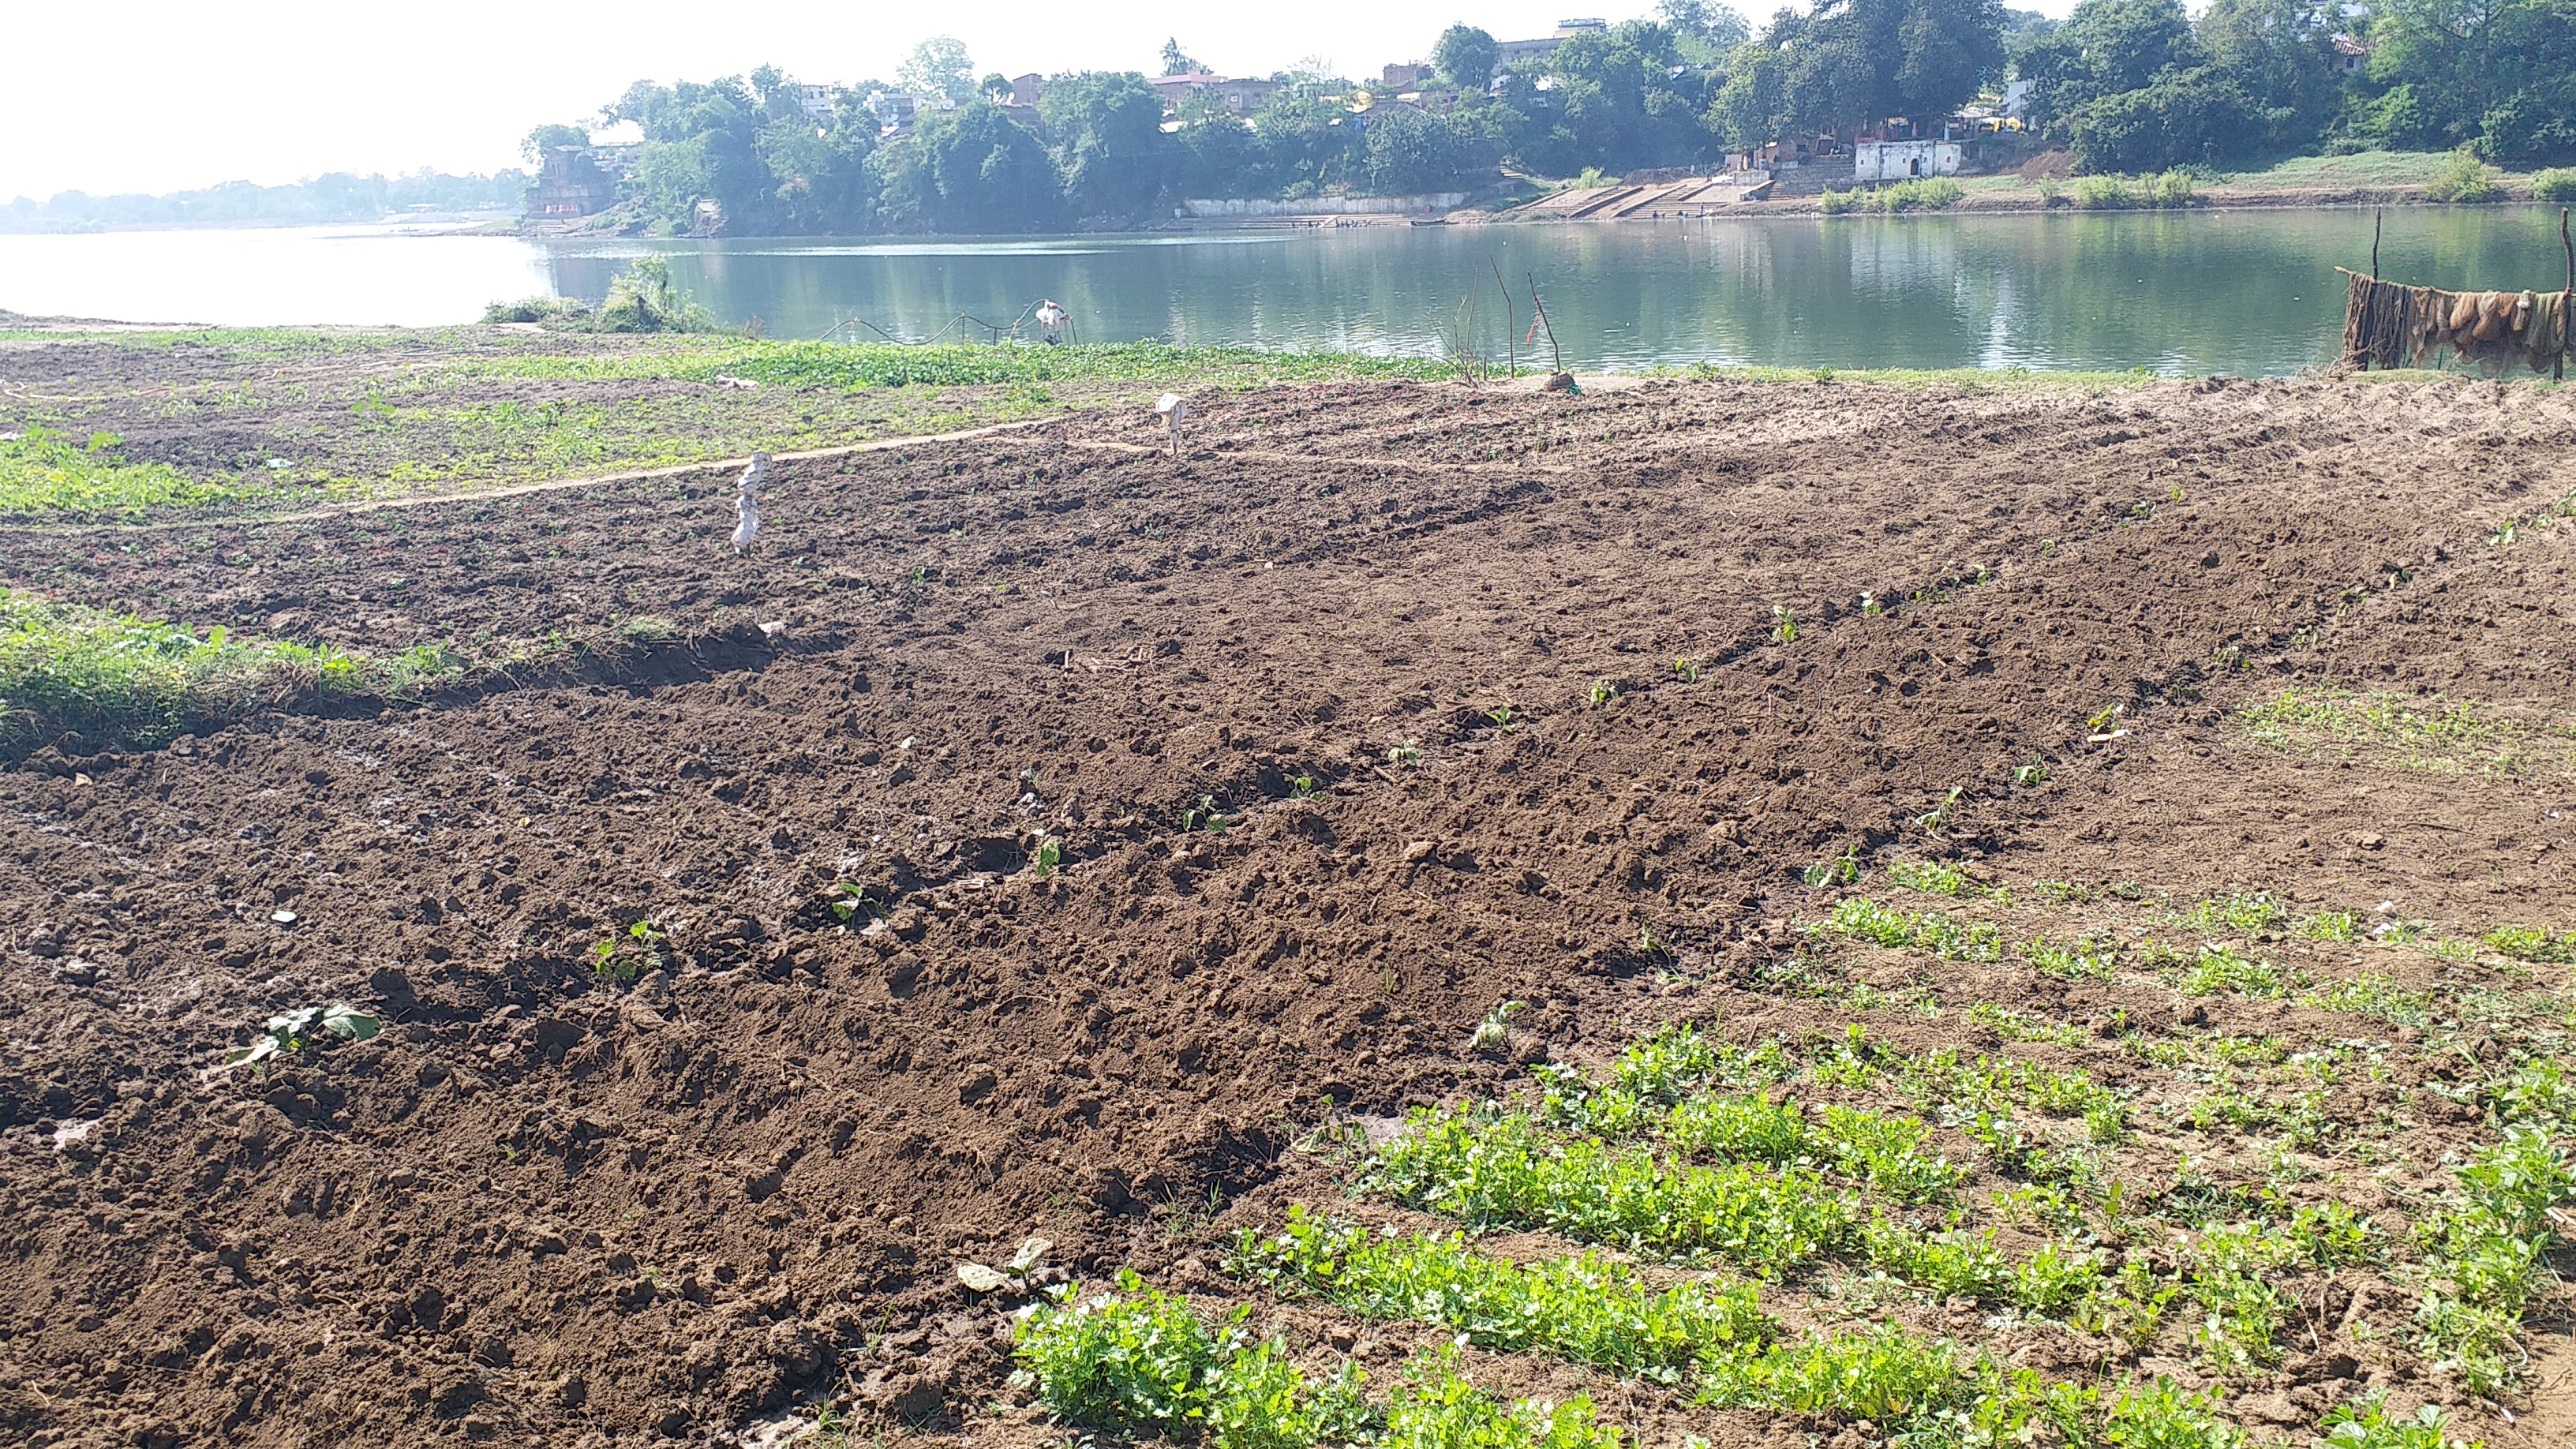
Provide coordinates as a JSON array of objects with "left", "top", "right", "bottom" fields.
[
  {"left": 2559, "top": 208, "right": 2570, "bottom": 381},
  {"left": 2371, "top": 209, "right": 2382, "bottom": 279}
]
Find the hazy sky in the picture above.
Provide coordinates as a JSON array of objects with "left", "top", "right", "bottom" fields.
[{"left": 6, "top": 1, "right": 2080, "bottom": 200}]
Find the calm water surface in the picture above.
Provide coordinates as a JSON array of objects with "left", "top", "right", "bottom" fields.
[{"left": 6, "top": 209, "right": 2570, "bottom": 376}]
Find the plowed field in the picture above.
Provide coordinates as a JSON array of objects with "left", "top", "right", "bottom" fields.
[{"left": 3, "top": 362, "right": 2574, "bottom": 1449}]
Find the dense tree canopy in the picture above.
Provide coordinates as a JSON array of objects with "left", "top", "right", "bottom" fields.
[
  {"left": 2353, "top": 0, "right": 2576, "bottom": 165},
  {"left": 565, "top": 6, "right": 2576, "bottom": 238}
]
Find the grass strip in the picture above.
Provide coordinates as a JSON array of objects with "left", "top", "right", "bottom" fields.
[
  {"left": 1228, "top": 1207, "right": 1772, "bottom": 1383},
  {"left": 0, "top": 590, "right": 459, "bottom": 753}
]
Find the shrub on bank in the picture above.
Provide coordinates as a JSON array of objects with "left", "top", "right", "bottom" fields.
[
  {"left": 1820, "top": 178, "right": 1966, "bottom": 214},
  {"left": 2427, "top": 147, "right": 2502, "bottom": 202},
  {"left": 2069, "top": 170, "right": 2196, "bottom": 209},
  {"left": 2533, "top": 167, "right": 2576, "bottom": 202}
]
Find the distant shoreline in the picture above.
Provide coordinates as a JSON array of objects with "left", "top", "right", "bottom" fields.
[{"left": 0, "top": 187, "right": 2559, "bottom": 242}]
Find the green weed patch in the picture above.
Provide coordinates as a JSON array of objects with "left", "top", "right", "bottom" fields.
[
  {"left": 2241, "top": 687, "right": 2566, "bottom": 777},
  {"left": 0, "top": 590, "right": 457, "bottom": 753},
  {"left": 0, "top": 427, "right": 279, "bottom": 516}
]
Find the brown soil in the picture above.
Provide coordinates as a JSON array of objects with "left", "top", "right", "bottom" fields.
[{"left": 2, "top": 373, "right": 2574, "bottom": 1447}]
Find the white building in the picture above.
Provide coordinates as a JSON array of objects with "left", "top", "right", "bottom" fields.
[
  {"left": 1494, "top": 18, "right": 1609, "bottom": 74},
  {"left": 1855, "top": 138, "right": 1962, "bottom": 182},
  {"left": 799, "top": 84, "right": 839, "bottom": 122}
]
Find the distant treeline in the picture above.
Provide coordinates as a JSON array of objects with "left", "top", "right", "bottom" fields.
[
  {"left": 567, "top": 0, "right": 2576, "bottom": 236},
  {"left": 1, "top": 170, "right": 530, "bottom": 233}
]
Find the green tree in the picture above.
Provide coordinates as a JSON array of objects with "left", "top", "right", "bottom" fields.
[
  {"left": 2196, "top": 0, "right": 2340, "bottom": 153},
  {"left": 1160, "top": 37, "right": 1208, "bottom": 76},
  {"left": 519, "top": 123, "right": 590, "bottom": 163},
  {"left": 2018, "top": 0, "right": 2203, "bottom": 135},
  {"left": 1041, "top": 73, "right": 1171, "bottom": 221},
  {"left": 1362, "top": 107, "right": 1479, "bottom": 193},
  {"left": 759, "top": 109, "right": 880, "bottom": 232},
  {"left": 2355, "top": 0, "right": 2576, "bottom": 164},
  {"left": 611, "top": 77, "right": 774, "bottom": 230},
  {"left": 2063, "top": 64, "right": 2263, "bottom": 168},
  {"left": 884, "top": 102, "right": 1061, "bottom": 231},
  {"left": 1432, "top": 25, "right": 1501, "bottom": 88},
  {"left": 1660, "top": 0, "right": 1753, "bottom": 61},
  {"left": 1720, "top": 0, "right": 2006, "bottom": 144},
  {"left": 898, "top": 37, "right": 978, "bottom": 103},
  {"left": 1507, "top": 21, "right": 1714, "bottom": 175},
  {"left": 1707, "top": 40, "right": 1793, "bottom": 151}
]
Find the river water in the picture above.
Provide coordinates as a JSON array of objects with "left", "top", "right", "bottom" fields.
[{"left": 6, "top": 208, "right": 2570, "bottom": 376}]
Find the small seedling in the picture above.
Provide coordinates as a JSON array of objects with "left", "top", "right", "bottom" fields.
[
  {"left": 1770, "top": 605, "right": 1798, "bottom": 643},
  {"left": 1466, "top": 1000, "right": 1525, "bottom": 1054},
  {"left": 1031, "top": 836, "right": 1062, "bottom": 878},
  {"left": 1805, "top": 847, "right": 1861, "bottom": 888},
  {"left": 2013, "top": 758, "right": 2050, "bottom": 786},
  {"left": 593, "top": 919, "right": 666, "bottom": 982},
  {"left": 1915, "top": 787, "right": 1965, "bottom": 835},
  {"left": 1180, "top": 795, "right": 1228, "bottom": 833},
  {"left": 1860, "top": 592, "right": 1883, "bottom": 616},
  {"left": 1587, "top": 680, "right": 1617, "bottom": 706},
  {"left": 1672, "top": 655, "right": 1703, "bottom": 683},
  {"left": 957, "top": 1235, "right": 1052, "bottom": 1293},
  {"left": 224, "top": 1003, "right": 380, "bottom": 1069},
  {"left": 1387, "top": 738, "right": 1423, "bottom": 766},
  {"left": 1290, "top": 775, "right": 1320, "bottom": 800},
  {"left": 826, "top": 882, "right": 873, "bottom": 923},
  {"left": 1486, "top": 706, "right": 1516, "bottom": 733}
]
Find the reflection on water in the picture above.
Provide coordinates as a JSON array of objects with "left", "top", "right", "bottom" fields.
[{"left": 6, "top": 209, "right": 2570, "bottom": 376}]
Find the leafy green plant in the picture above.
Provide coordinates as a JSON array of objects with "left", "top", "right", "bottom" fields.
[
  {"left": 2024, "top": 933, "right": 2118, "bottom": 982},
  {"left": 1030, "top": 835, "right": 1063, "bottom": 878},
  {"left": 1804, "top": 847, "right": 1860, "bottom": 889},
  {"left": 1367, "top": 1106, "right": 1855, "bottom": 1275},
  {"left": 1386, "top": 739, "right": 1423, "bottom": 767},
  {"left": 1230, "top": 1208, "right": 1773, "bottom": 1380},
  {"left": 1586, "top": 679, "right": 1617, "bottom": 706},
  {"left": 1886, "top": 859, "right": 1971, "bottom": 896},
  {"left": 1769, "top": 605, "right": 1798, "bottom": 644},
  {"left": 1290, "top": 775, "right": 1320, "bottom": 800},
  {"left": 1466, "top": 1000, "right": 1524, "bottom": 1054},
  {"left": 592, "top": 919, "right": 667, "bottom": 982},
  {"left": 2170, "top": 944, "right": 2292, "bottom": 998},
  {"left": 1702, "top": 1321, "right": 1964, "bottom": 1421},
  {"left": 2483, "top": 924, "right": 2575, "bottom": 963},
  {"left": 2533, "top": 167, "right": 2576, "bottom": 203},
  {"left": 1915, "top": 786, "right": 1964, "bottom": 834},
  {"left": 2296, "top": 911, "right": 2361, "bottom": 942},
  {"left": 223, "top": 1003, "right": 380, "bottom": 1068},
  {"left": 1011, "top": 1271, "right": 1241, "bottom": 1430},
  {"left": 2181, "top": 891, "right": 2286, "bottom": 934},
  {"left": 1672, "top": 655, "right": 1704, "bottom": 683},
  {"left": 1384, "top": 1350, "right": 1621, "bottom": 1449},
  {"left": 2014, "top": 758, "right": 2051, "bottom": 785},
  {"left": 2318, "top": 1389, "right": 2482, "bottom": 1449},
  {"left": 1485, "top": 706, "right": 1515, "bottom": 732}
]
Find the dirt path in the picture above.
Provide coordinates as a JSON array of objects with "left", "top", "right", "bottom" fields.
[{"left": 1, "top": 373, "right": 2572, "bottom": 1448}]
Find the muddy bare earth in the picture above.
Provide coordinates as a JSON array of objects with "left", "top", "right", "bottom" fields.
[{"left": 1, "top": 369, "right": 2573, "bottom": 1447}]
